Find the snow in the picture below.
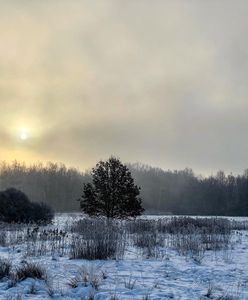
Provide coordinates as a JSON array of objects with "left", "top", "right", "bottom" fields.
[{"left": 0, "top": 214, "right": 247, "bottom": 300}]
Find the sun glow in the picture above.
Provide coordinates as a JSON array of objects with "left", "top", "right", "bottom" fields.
[{"left": 19, "top": 129, "right": 29, "bottom": 141}]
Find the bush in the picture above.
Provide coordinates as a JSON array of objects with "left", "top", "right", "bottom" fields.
[
  {"left": 157, "top": 217, "right": 231, "bottom": 235},
  {"left": 126, "top": 219, "right": 156, "bottom": 235},
  {"left": 0, "top": 258, "right": 11, "bottom": 280},
  {"left": 167, "top": 218, "right": 231, "bottom": 262},
  {"left": 70, "top": 218, "right": 125, "bottom": 260},
  {"left": 31, "top": 202, "right": 54, "bottom": 224},
  {"left": 0, "top": 188, "right": 54, "bottom": 224},
  {"left": 16, "top": 262, "right": 46, "bottom": 281},
  {"left": 69, "top": 264, "right": 103, "bottom": 290},
  {"left": 133, "top": 231, "right": 163, "bottom": 258}
]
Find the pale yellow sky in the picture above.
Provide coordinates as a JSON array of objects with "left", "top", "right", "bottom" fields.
[{"left": 1, "top": 0, "right": 248, "bottom": 174}]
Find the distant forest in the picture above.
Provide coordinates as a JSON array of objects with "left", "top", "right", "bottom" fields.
[{"left": 0, "top": 161, "right": 248, "bottom": 216}]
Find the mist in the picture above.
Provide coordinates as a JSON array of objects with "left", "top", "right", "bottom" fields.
[{"left": 1, "top": 1, "right": 248, "bottom": 174}]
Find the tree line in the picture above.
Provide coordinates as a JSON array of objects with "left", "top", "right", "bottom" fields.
[
  {"left": 0, "top": 161, "right": 90, "bottom": 211},
  {"left": 0, "top": 160, "right": 248, "bottom": 216},
  {"left": 129, "top": 164, "right": 248, "bottom": 216}
]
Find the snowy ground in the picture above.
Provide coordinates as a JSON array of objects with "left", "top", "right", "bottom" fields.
[{"left": 0, "top": 214, "right": 247, "bottom": 300}]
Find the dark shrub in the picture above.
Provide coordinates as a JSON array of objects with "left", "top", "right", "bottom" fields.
[
  {"left": 0, "top": 188, "right": 54, "bottom": 224},
  {"left": 31, "top": 202, "right": 54, "bottom": 224}
]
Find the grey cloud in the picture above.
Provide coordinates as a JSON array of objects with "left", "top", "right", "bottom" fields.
[{"left": 0, "top": 0, "right": 248, "bottom": 174}]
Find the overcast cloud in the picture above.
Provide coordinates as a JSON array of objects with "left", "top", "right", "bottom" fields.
[{"left": 0, "top": 0, "right": 248, "bottom": 175}]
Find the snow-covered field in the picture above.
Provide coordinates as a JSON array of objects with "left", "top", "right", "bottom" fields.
[{"left": 0, "top": 214, "right": 248, "bottom": 300}]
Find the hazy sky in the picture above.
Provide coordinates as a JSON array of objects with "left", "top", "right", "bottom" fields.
[{"left": 0, "top": 0, "right": 248, "bottom": 175}]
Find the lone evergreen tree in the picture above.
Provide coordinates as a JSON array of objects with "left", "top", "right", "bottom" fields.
[{"left": 80, "top": 157, "right": 144, "bottom": 218}]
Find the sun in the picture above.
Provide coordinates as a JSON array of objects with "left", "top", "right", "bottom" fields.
[{"left": 19, "top": 130, "right": 29, "bottom": 141}]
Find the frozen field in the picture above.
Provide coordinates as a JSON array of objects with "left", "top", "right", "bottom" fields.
[{"left": 0, "top": 214, "right": 247, "bottom": 300}]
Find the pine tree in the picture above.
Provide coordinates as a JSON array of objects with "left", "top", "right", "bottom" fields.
[{"left": 80, "top": 157, "right": 144, "bottom": 218}]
